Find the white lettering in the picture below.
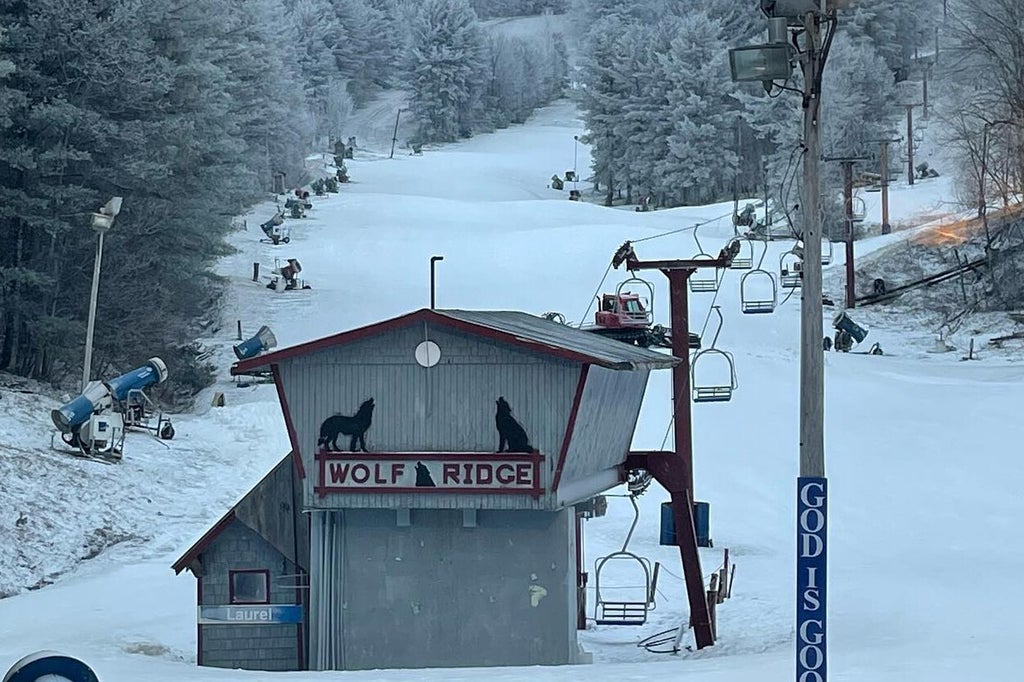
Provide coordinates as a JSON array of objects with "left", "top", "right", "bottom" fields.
[
  {"left": 799, "top": 482, "right": 825, "bottom": 508},
  {"left": 799, "top": 619, "right": 824, "bottom": 646},
  {"left": 805, "top": 566, "right": 818, "bottom": 589},
  {"left": 799, "top": 508, "right": 825, "bottom": 533},
  {"left": 799, "top": 644, "right": 823, "bottom": 670},
  {"left": 800, "top": 533, "right": 823, "bottom": 558},
  {"left": 799, "top": 672, "right": 824, "bottom": 682},
  {"left": 802, "top": 587, "right": 820, "bottom": 611}
]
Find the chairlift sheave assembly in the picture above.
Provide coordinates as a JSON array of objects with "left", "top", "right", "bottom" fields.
[{"left": 691, "top": 307, "right": 738, "bottom": 403}]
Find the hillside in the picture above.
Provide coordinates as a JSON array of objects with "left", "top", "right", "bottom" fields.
[{"left": 1, "top": 98, "right": 1023, "bottom": 681}]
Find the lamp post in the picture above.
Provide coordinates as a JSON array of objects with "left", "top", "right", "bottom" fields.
[
  {"left": 430, "top": 255, "right": 444, "bottom": 309},
  {"left": 82, "top": 196, "right": 123, "bottom": 390}
]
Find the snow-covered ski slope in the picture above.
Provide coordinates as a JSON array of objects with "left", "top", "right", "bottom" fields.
[{"left": 2, "top": 99, "right": 1024, "bottom": 681}]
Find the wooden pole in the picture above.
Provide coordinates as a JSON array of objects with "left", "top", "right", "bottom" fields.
[
  {"left": 237, "top": 320, "right": 243, "bottom": 340},
  {"left": 800, "top": 14, "right": 825, "bottom": 479},
  {"left": 880, "top": 141, "right": 891, "bottom": 235},
  {"left": 907, "top": 105, "right": 916, "bottom": 186},
  {"left": 843, "top": 161, "right": 856, "bottom": 309}
]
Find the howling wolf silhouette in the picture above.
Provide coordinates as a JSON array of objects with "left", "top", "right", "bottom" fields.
[
  {"left": 495, "top": 396, "right": 532, "bottom": 453},
  {"left": 318, "top": 398, "right": 375, "bottom": 452}
]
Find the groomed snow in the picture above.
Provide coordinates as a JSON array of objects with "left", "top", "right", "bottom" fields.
[{"left": 2, "top": 99, "right": 1023, "bottom": 681}]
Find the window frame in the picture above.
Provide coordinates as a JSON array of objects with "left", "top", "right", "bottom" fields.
[{"left": 228, "top": 568, "right": 271, "bottom": 605}]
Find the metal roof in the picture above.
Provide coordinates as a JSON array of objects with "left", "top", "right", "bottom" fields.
[
  {"left": 434, "top": 309, "right": 679, "bottom": 370},
  {"left": 231, "top": 308, "right": 679, "bottom": 373}
]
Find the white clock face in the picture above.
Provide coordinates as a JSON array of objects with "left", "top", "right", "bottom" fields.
[{"left": 414, "top": 340, "right": 441, "bottom": 368}]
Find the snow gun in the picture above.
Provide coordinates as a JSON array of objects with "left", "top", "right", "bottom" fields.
[
  {"left": 233, "top": 325, "right": 278, "bottom": 361},
  {"left": 51, "top": 357, "right": 168, "bottom": 434}
]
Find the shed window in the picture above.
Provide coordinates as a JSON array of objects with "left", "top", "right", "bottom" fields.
[{"left": 229, "top": 569, "right": 270, "bottom": 604}]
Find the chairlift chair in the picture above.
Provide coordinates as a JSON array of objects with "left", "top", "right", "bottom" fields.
[
  {"left": 740, "top": 240, "right": 777, "bottom": 314},
  {"left": 849, "top": 195, "right": 866, "bottom": 223},
  {"left": 780, "top": 248, "right": 803, "bottom": 289},
  {"left": 691, "top": 307, "right": 738, "bottom": 403},
  {"left": 688, "top": 223, "right": 722, "bottom": 293},
  {"left": 821, "top": 236, "right": 834, "bottom": 265},
  {"left": 728, "top": 238, "right": 754, "bottom": 270},
  {"left": 593, "top": 495, "right": 659, "bottom": 626}
]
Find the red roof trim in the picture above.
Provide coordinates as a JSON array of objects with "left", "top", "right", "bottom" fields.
[
  {"left": 552, "top": 364, "right": 589, "bottom": 492},
  {"left": 172, "top": 510, "right": 236, "bottom": 575},
  {"left": 231, "top": 308, "right": 600, "bottom": 374},
  {"left": 273, "top": 364, "right": 306, "bottom": 480}
]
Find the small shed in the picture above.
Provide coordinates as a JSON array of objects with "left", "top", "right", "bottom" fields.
[
  {"left": 173, "top": 454, "right": 308, "bottom": 671},
  {"left": 213, "top": 308, "right": 677, "bottom": 671}
]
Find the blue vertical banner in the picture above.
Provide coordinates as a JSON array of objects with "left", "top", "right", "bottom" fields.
[{"left": 797, "top": 477, "right": 827, "bottom": 682}]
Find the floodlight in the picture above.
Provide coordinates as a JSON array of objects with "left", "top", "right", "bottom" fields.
[{"left": 729, "top": 44, "right": 794, "bottom": 83}]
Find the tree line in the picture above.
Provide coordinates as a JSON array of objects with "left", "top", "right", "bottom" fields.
[
  {"left": 571, "top": 0, "right": 939, "bottom": 220},
  {"left": 0, "top": 0, "right": 565, "bottom": 398}
]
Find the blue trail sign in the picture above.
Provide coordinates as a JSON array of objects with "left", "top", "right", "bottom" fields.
[{"left": 797, "top": 477, "right": 827, "bottom": 681}]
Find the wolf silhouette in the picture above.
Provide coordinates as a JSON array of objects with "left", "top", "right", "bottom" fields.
[
  {"left": 415, "top": 461, "right": 436, "bottom": 487},
  {"left": 495, "top": 396, "right": 532, "bottom": 453},
  {"left": 318, "top": 398, "right": 375, "bottom": 452}
]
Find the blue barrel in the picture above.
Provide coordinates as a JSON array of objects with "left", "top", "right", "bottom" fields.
[
  {"left": 104, "top": 357, "right": 168, "bottom": 402},
  {"left": 833, "top": 311, "right": 869, "bottom": 343},
  {"left": 51, "top": 381, "right": 113, "bottom": 433},
  {"left": 659, "top": 501, "right": 712, "bottom": 548},
  {"left": 233, "top": 325, "right": 277, "bottom": 360}
]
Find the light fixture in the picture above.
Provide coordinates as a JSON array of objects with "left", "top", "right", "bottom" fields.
[{"left": 729, "top": 44, "right": 794, "bottom": 82}]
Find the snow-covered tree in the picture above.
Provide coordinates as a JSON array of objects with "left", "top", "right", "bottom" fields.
[{"left": 407, "top": 0, "right": 488, "bottom": 143}]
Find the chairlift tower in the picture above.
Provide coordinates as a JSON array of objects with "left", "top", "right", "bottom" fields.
[{"left": 614, "top": 239, "right": 739, "bottom": 651}]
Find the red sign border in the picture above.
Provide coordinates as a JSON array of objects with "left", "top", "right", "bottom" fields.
[{"left": 314, "top": 450, "right": 545, "bottom": 498}]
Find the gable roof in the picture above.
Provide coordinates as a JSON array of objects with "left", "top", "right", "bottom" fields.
[
  {"left": 172, "top": 453, "right": 307, "bottom": 575},
  {"left": 231, "top": 308, "right": 679, "bottom": 374}
]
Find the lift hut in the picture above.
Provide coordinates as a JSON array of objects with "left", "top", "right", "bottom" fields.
[{"left": 176, "top": 308, "right": 680, "bottom": 672}]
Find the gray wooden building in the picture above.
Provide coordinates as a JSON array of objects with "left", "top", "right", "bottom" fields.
[
  {"left": 173, "top": 454, "right": 309, "bottom": 671},
  {"left": 190, "top": 308, "right": 677, "bottom": 672}
]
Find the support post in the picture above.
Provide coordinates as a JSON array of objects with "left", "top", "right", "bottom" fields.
[
  {"left": 799, "top": 12, "right": 825, "bottom": 480},
  {"left": 842, "top": 161, "right": 855, "bottom": 309},
  {"left": 666, "top": 269, "right": 715, "bottom": 650},
  {"left": 389, "top": 109, "right": 402, "bottom": 160},
  {"left": 797, "top": 13, "right": 828, "bottom": 682},
  {"left": 237, "top": 320, "right": 243, "bottom": 341},
  {"left": 880, "top": 141, "right": 891, "bottom": 235},
  {"left": 922, "top": 67, "right": 929, "bottom": 120},
  {"left": 82, "top": 231, "right": 105, "bottom": 390},
  {"left": 906, "top": 105, "right": 915, "bottom": 186}
]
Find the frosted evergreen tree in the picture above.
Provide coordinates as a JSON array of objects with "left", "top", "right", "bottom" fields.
[{"left": 407, "top": 0, "right": 488, "bottom": 143}]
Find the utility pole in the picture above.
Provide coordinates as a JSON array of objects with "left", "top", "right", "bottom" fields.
[
  {"left": 799, "top": 11, "right": 825, "bottom": 480},
  {"left": 880, "top": 140, "right": 891, "bottom": 235},
  {"left": 797, "top": 14, "right": 829, "bottom": 681},
  {"left": 905, "top": 104, "right": 918, "bottom": 186},
  {"left": 842, "top": 161, "right": 855, "bottom": 309}
]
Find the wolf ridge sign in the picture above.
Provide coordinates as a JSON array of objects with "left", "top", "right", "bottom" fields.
[
  {"left": 797, "top": 477, "right": 828, "bottom": 681},
  {"left": 314, "top": 451, "right": 543, "bottom": 497}
]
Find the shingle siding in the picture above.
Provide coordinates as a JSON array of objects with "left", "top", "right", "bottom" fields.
[{"left": 198, "top": 521, "right": 304, "bottom": 671}]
